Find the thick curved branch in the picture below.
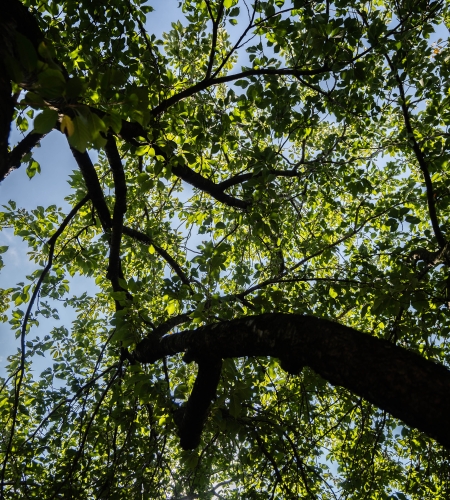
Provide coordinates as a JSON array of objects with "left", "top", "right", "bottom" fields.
[
  {"left": 134, "top": 313, "right": 450, "bottom": 449},
  {"left": 105, "top": 125, "right": 249, "bottom": 208}
]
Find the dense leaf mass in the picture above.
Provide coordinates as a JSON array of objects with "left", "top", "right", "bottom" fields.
[{"left": 1, "top": 0, "right": 450, "bottom": 498}]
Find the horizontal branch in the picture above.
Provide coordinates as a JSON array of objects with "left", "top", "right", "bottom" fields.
[
  {"left": 217, "top": 168, "right": 300, "bottom": 191},
  {"left": 134, "top": 313, "right": 450, "bottom": 449},
  {"left": 170, "top": 163, "right": 251, "bottom": 209},
  {"left": 151, "top": 66, "right": 330, "bottom": 116}
]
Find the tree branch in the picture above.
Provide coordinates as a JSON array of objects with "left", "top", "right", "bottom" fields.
[
  {"left": 252, "top": 427, "right": 283, "bottom": 484},
  {"left": 150, "top": 142, "right": 251, "bottom": 209},
  {"left": 0, "top": 194, "right": 90, "bottom": 494},
  {"left": 104, "top": 135, "right": 127, "bottom": 292},
  {"left": 204, "top": 1, "right": 224, "bottom": 80},
  {"left": 134, "top": 313, "right": 450, "bottom": 449},
  {"left": 2, "top": 132, "right": 45, "bottom": 181},
  {"left": 70, "top": 146, "right": 112, "bottom": 230},
  {"left": 0, "top": 0, "right": 44, "bottom": 184},
  {"left": 386, "top": 54, "right": 446, "bottom": 248},
  {"left": 174, "top": 357, "right": 222, "bottom": 450},
  {"left": 151, "top": 66, "right": 330, "bottom": 117},
  {"left": 170, "top": 163, "right": 251, "bottom": 209},
  {"left": 122, "top": 226, "right": 192, "bottom": 287},
  {"left": 217, "top": 167, "right": 300, "bottom": 191}
]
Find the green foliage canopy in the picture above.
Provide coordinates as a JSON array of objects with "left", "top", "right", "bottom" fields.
[{"left": 1, "top": 0, "right": 450, "bottom": 497}]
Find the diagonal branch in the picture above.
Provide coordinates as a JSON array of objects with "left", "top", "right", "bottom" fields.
[
  {"left": 252, "top": 427, "right": 283, "bottom": 484},
  {"left": 70, "top": 146, "right": 112, "bottom": 230},
  {"left": 122, "top": 226, "right": 192, "bottom": 287},
  {"left": 170, "top": 163, "right": 251, "bottom": 209},
  {"left": 150, "top": 142, "right": 251, "bottom": 209},
  {"left": 386, "top": 55, "right": 445, "bottom": 247},
  {"left": 105, "top": 120, "right": 251, "bottom": 209},
  {"left": 204, "top": 0, "right": 225, "bottom": 80},
  {"left": 2, "top": 132, "right": 45, "bottom": 181}
]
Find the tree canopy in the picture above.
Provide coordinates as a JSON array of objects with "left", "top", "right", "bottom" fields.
[{"left": 1, "top": 0, "right": 450, "bottom": 497}]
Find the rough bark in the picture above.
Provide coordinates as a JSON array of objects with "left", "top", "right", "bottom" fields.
[{"left": 134, "top": 313, "right": 450, "bottom": 449}]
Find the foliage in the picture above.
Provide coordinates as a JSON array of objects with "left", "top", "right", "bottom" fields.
[{"left": 1, "top": 0, "right": 450, "bottom": 498}]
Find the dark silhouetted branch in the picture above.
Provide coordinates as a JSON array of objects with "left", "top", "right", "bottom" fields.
[
  {"left": 3, "top": 132, "right": 44, "bottom": 180},
  {"left": 70, "top": 146, "right": 112, "bottom": 230},
  {"left": 217, "top": 168, "right": 300, "bottom": 191},
  {"left": 174, "top": 358, "right": 222, "bottom": 450},
  {"left": 105, "top": 135, "right": 127, "bottom": 291},
  {"left": 170, "top": 163, "right": 250, "bottom": 209},
  {"left": 204, "top": 1, "right": 224, "bottom": 80},
  {"left": 386, "top": 55, "right": 446, "bottom": 248},
  {"left": 134, "top": 313, "right": 450, "bottom": 449},
  {"left": 151, "top": 66, "right": 331, "bottom": 117}
]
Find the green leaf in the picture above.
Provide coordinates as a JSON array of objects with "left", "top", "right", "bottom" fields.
[
  {"left": 33, "top": 109, "right": 58, "bottom": 134},
  {"left": 67, "top": 115, "right": 90, "bottom": 152},
  {"left": 405, "top": 215, "right": 421, "bottom": 224},
  {"left": 103, "top": 113, "right": 122, "bottom": 134},
  {"left": 329, "top": 287, "right": 338, "bottom": 299},
  {"left": 26, "top": 160, "right": 41, "bottom": 179},
  {"left": 37, "top": 68, "right": 66, "bottom": 98},
  {"left": 3, "top": 3, "right": 450, "bottom": 498}
]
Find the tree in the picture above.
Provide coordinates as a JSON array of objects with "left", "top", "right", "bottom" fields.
[{"left": 1, "top": 0, "right": 450, "bottom": 497}]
